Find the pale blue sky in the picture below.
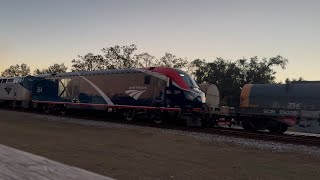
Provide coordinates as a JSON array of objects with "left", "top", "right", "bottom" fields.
[{"left": 0, "top": 0, "right": 319, "bottom": 81}]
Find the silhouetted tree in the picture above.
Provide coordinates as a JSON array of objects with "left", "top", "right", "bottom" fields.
[
  {"left": 71, "top": 53, "right": 105, "bottom": 72},
  {"left": 285, "top": 77, "right": 304, "bottom": 84},
  {"left": 1, "top": 63, "right": 30, "bottom": 77},
  {"left": 135, "top": 52, "right": 156, "bottom": 67},
  {"left": 156, "top": 53, "right": 188, "bottom": 69},
  {"left": 191, "top": 58, "right": 242, "bottom": 105},
  {"left": 237, "top": 55, "right": 288, "bottom": 84},
  {"left": 33, "top": 63, "right": 68, "bottom": 75},
  {"left": 191, "top": 55, "right": 289, "bottom": 106},
  {"left": 71, "top": 44, "right": 190, "bottom": 71},
  {"left": 102, "top": 44, "right": 139, "bottom": 69}
]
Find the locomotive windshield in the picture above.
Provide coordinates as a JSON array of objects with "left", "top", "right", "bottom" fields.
[{"left": 177, "top": 69, "right": 199, "bottom": 89}]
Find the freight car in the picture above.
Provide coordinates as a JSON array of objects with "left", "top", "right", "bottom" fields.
[
  {"left": 199, "top": 84, "right": 236, "bottom": 127},
  {"left": 237, "top": 82, "right": 320, "bottom": 133},
  {"left": 30, "top": 67, "right": 206, "bottom": 123}
]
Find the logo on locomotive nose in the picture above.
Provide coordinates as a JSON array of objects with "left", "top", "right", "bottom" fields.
[
  {"left": 125, "top": 86, "right": 147, "bottom": 100},
  {"left": 4, "top": 87, "right": 12, "bottom": 94}
]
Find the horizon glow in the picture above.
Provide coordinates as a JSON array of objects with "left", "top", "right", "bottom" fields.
[{"left": 0, "top": 0, "right": 319, "bottom": 81}]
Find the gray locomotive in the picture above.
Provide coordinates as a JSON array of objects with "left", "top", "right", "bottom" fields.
[{"left": 0, "top": 76, "right": 33, "bottom": 108}]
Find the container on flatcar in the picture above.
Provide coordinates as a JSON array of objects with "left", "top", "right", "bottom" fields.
[{"left": 199, "top": 83, "right": 219, "bottom": 110}]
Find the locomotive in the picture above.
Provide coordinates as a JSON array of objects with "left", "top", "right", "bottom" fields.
[
  {"left": 0, "top": 76, "right": 33, "bottom": 108},
  {"left": 0, "top": 67, "right": 206, "bottom": 124}
]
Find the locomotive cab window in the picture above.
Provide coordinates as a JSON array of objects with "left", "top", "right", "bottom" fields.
[
  {"left": 177, "top": 70, "right": 199, "bottom": 89},
  {"left": 144, "top": 76, "right": 151, "bottom": 84}
]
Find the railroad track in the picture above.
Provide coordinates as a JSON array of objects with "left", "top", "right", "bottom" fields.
[
  {"left": 197, "top": 128, "right": 320, "bottom": 147},
  {"left": 2, "top": 108, "right": 320, "bottom": 147}
]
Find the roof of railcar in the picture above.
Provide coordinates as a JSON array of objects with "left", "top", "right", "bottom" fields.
[
  {"left": 0, "top": 75, "right": 33, "bottom": 79},
  {"left": 246, "top": 82, "right": 320, "bottom": 98},
  {"left": 35, "top": 68, "right": 145, "bottom": 78}
]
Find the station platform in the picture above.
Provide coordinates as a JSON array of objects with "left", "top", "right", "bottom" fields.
[{"left": 0, "top": 144, "right": 113, "bottom": 180}]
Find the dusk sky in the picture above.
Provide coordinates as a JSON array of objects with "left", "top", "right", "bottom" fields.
[{"left": 0, "top": 0, "right": 319, "bottom": 81}]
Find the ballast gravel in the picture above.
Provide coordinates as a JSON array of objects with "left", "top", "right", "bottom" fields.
[{"left": 36, "top": 113, "right": 320, "bottom": 157}]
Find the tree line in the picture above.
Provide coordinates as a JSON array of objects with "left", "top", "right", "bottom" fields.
[{"left": 1, "top": 44, "right": 303, "bottom": 106}]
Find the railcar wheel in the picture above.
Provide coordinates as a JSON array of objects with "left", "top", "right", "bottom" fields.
[
  {"left": 241, "top": 120, "right": 257, "bottom": 132},
  {"left": 44, "top": 107, "right": 51, "bottom": 114},
  {"left": 57, "top": 104, "right": 68, "bottom": 116},
  {"left": 267, "top": 123, "right": 288, "bottom": 134},
  {"left": 60, "top": 109, "right": 67, "bottom": 116},
  {"left": 124, "top": 110, "right": 136, "bottom": 121},
  {"left": 148, "top": 113, "right": 163, "bottom": 124},
  {"left": 280, "top": 125, "right": 288, "bottom": 134},
  {"left": 153, "top": 117, "right": 163, "bottom": 124}
]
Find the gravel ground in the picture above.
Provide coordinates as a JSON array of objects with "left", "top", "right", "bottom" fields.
[
  {"left": 1, "top": 110, "right": 320, "bottom": 179},
  {"left": 41, "top": 112, "right": 320, "bottom": 157}
]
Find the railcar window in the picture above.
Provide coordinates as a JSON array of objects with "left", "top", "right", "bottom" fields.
[
  {"left": 2, "top": 79, "right": 7, "bottom": 83},
  {"left": 0, "top": 79, "right": 2, "bottom": 83}
]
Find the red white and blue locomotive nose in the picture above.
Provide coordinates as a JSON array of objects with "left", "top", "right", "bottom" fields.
[
  {"left": 174, "top": 69, "right": 206, "bottom": 104},
  {"left": 184, "top": 87, "right": 206, "bottom": 104},
  {"left": 196, "top": 88, "right": 206, "bottom": 103}
]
